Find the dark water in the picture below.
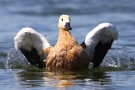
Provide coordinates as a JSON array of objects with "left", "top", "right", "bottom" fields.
[{"left": 0, "top": 0, "right": 135, "bottom": 89}]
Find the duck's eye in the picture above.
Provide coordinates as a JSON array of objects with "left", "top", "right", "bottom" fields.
[{"left": 61, "top": 19, "right": 63, "bottom": 21}]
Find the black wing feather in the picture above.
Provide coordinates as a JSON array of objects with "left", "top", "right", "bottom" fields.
[
  {"left": 20, "top": 47, "right": 45, "bottom": 68},
  {"left": 92, "top": 39, "right": 114, "bottom": 67}
]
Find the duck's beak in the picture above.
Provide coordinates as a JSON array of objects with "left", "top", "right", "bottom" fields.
[{"left": 65, "top": 22, "right": 72, "bottom": 30}]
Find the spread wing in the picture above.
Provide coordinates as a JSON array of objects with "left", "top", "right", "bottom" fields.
[
  {"left": 81, "top": 23, "right": 118, "bottom": 67},
  {"left": 14, "top": 27, "right": 52, "bottom": 68}
]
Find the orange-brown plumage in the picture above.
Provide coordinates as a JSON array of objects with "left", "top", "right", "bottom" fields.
[
  {"left": 44, "top": 47, "right": 53, "bottom": 54},
  {"left": 45, "top": 15, "right": 90, "bottom": 71}
]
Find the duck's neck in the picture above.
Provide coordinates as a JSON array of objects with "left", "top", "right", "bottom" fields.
[
  {"left": 58, "top": 29, "right": 72, "bottom": 41},
  {"left": 56, "top": 29, "right": 77, "bottom": 47}
]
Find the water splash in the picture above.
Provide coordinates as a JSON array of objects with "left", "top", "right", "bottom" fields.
[
  {"left": 5, "top": 44, "right": 30, "bottom": 69},
  {"left": 4, "top": 42, "right": 135, "bottom": 71},
  {"left": 101, "top": 43, "right": 132, "bottom": 70}
]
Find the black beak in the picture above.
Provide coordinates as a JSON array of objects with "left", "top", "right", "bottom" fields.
[
  {"left": 69, "top": 27, "right": 72, "bottom": 30},
  {"left": 66, "top": 22, "right": 72, "bottom": 30}
]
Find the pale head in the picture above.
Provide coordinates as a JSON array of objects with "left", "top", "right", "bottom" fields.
[{"left": 58, "top": 14, "right": 72, "bottom": 30}]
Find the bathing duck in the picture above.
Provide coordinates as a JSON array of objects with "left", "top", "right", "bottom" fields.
[{"left": 14, "top": 14, "right": 118, "bottom": 71}]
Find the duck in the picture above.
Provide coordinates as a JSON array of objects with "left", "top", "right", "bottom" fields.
[{"left": 14, "top": 14, "right": 118, "bottom": 71}]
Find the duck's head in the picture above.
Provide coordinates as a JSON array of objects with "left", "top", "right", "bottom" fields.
[{"left": 58, "top": 14, "right": 72, "bottom": 30}]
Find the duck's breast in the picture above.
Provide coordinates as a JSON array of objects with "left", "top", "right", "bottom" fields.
[{"left": 46, "top": 44, "right": 90, "bottom": 71}]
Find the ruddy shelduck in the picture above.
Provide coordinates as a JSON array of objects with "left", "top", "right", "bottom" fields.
[{"left": 14, "top": 14, "right": 118, "bottom": 71}]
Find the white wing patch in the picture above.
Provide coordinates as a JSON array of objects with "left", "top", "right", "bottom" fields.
[
  {"left": 14, "top": 27, "right": 51, "bottom": 55},
  {"left": 84, "top": 22, "right": 118, "bottom": 60}
]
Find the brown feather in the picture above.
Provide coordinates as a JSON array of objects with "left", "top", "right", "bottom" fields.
[
  {"left": 44, "top": 47, "right": 53, "bottom": 54},
  {"left": 45, "top": 29, "right": 90, "bottom": 71}
]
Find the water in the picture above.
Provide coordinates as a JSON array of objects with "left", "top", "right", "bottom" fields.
[{"left": 0, "top": 0, "right": 135, "bottom": 89}]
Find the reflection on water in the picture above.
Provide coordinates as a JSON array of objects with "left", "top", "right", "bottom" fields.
[
  {"left": 4, "top": 68, "right": 135, "bottom": 90},
  {"left": 7, "top": 69, "right": 111, "bottom": 89}
]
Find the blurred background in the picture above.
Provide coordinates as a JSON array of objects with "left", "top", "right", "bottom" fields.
[
  {"left": 0, "top": 0, "right": 135, "bottom": 89},
  {"left": 0, "top": 0, "right": 135, "bottom": 58}
]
